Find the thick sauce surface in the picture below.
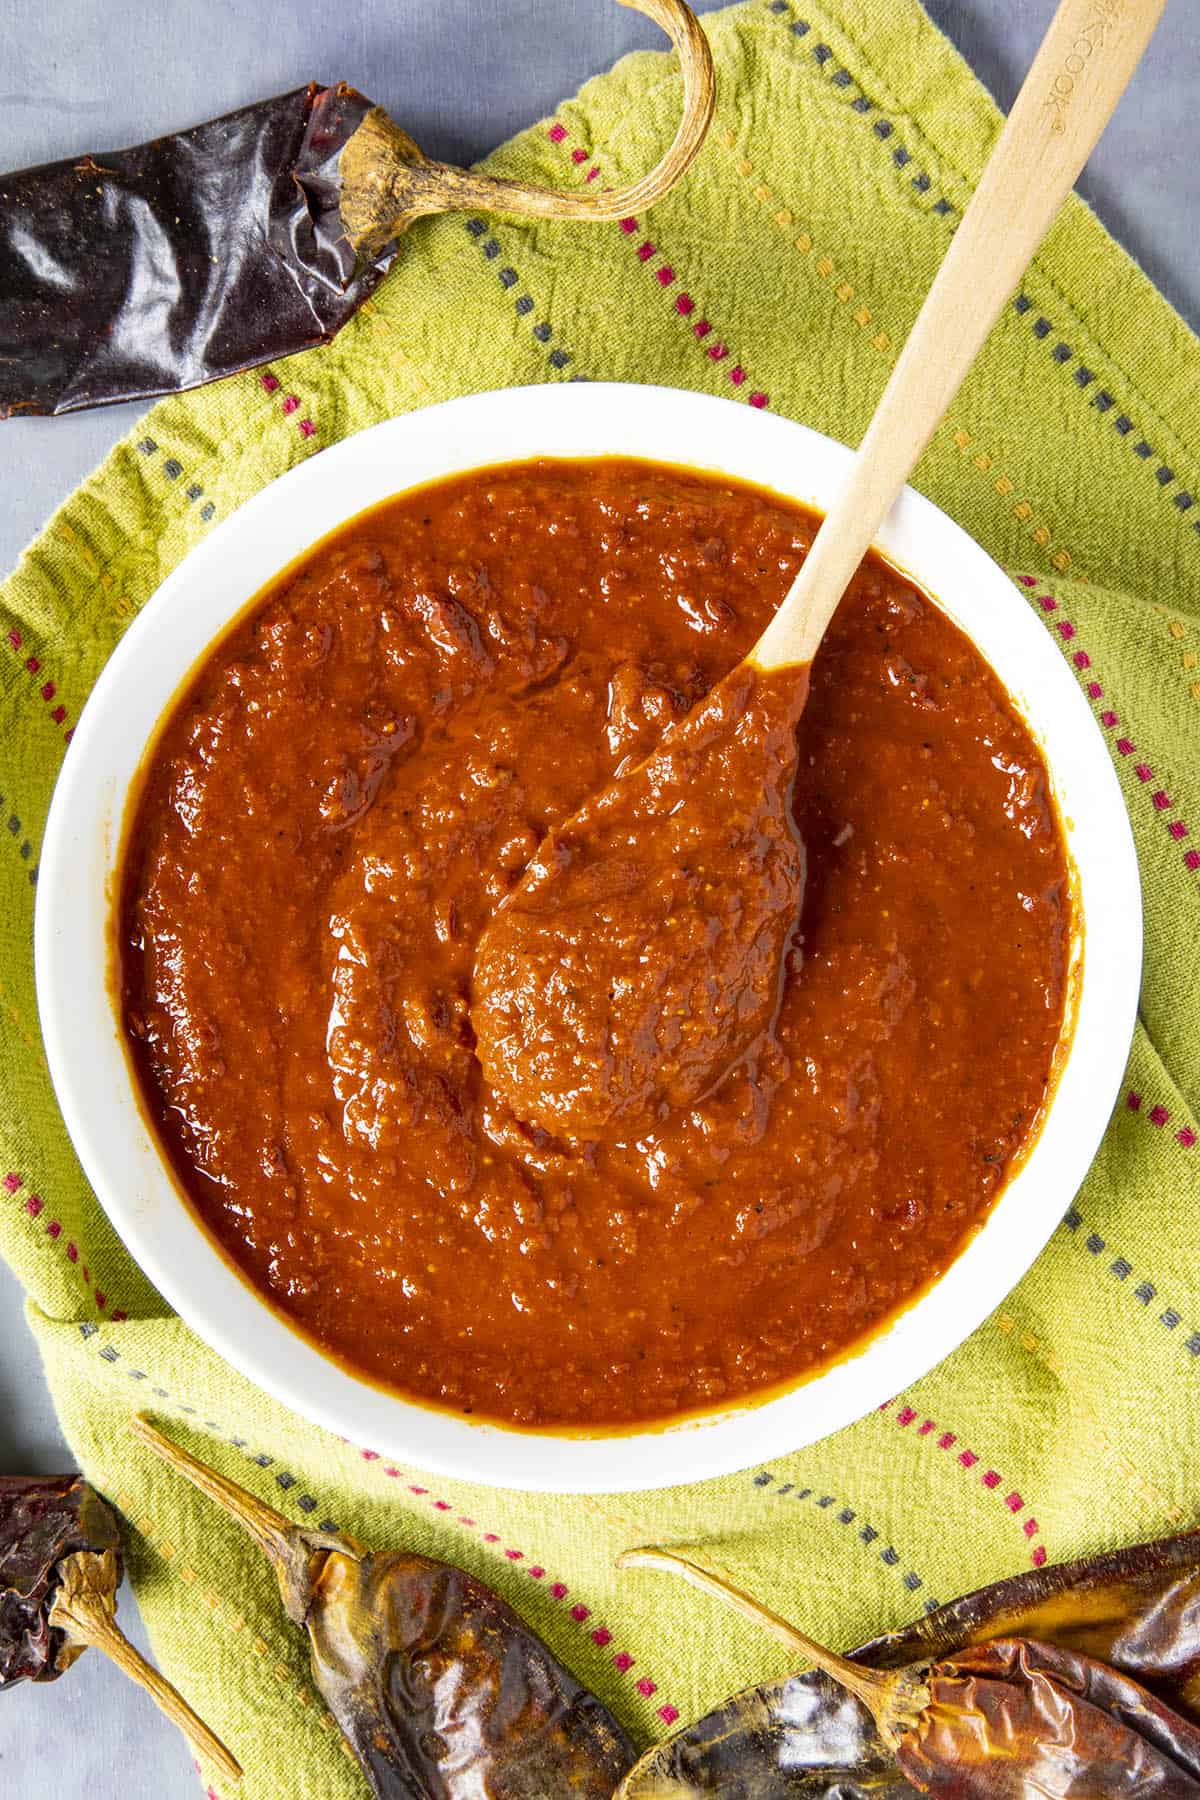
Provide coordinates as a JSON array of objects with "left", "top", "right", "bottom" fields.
[
  {"left": 472, "top": 663, "right": 810, "bottom": 1141},
  {"left": 120, "top": 460, "right": 1070, "bottom": 1428}
]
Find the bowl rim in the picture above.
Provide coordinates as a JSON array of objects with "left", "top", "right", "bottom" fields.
[{"left": 35, "top": 381, "right": 1142, "bottom": 1493}]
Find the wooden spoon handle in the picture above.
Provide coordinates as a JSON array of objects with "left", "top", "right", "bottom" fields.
[{"left": 752, "top": 0, "right": 1164, "bottom": 673}]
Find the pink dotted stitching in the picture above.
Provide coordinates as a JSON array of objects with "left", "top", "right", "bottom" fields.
[
  {"left": 1126, "top": 1090, "right": 1196, "bottom": 1148},
  {"left": 194, "top": 1760, "right": 228, "bottom": 1800},
  {"left": 881, "top": 1400, "right": 1047, "bottom": 1567},
  {"left": 1018, "top": 576, "right": 1197, "bottom": 876},
  {"left": 3, "top": 1171, "right": 125, "bottom": 1317},
  {"left": 545, "top": 122, "right": 769, "bottom": 411},
  {"left": 4, "top": 626, "right": 72, "bottom": 741},
  {"left": 260, "top": 372, "right": 317, "bottom": 442},
  {"left": 356, "top": 1446, "right": 680, "bottom": 1723}
]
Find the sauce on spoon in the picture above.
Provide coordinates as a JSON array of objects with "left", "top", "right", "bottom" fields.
[{"left": 472, "top": 664, "right": 808, "bottom": 1140}]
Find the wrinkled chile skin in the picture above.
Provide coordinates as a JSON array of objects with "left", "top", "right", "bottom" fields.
[
  {"left": 621, "top": 1525, "right": 1200, "bottom": 1797},
  {"left": 303, "top": 1548, "right": 634, "bottom": 1799},
  {"left": 906, "top": 1637, "right": 1200, "bottom": 1797},
  {"left": 0, "top": 85, "right": 395, "bottom": 416},
  {"left": 0, "top": 1476, "right": 122, "bottom": 1685}
]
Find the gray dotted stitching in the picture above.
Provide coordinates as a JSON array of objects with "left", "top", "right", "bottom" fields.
[
  {"left": 77, "top": 1325, "right": 332, "bottom": 1529},
  {"left": 1061, "top": 1207, "right": 1200, "bottom": 1361},
  {"left": 132, "top": 438, "right": 215, "bottom": 525},
  {"left": 768, "top": 3, "right": 956, "bottom": 218},
  {"left": 1012, "top": 293, "right": 1200, "bottom": 536},
  {"left": 0, "top": 790, "right": 37, "bottom": 884},
  {"left": 464, "top": 220, "right": 578, "bottom": 375},
  {"left": 750, "top": 1470, "right": 937, "bottom": 1609}
]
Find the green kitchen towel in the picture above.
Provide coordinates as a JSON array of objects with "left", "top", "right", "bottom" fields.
[{"left": 3, "top": 1, "right": 1199, "bottom": 1792}]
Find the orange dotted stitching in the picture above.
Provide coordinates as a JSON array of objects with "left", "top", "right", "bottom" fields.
[
  {"left": 993, "top": 1316, "right": 1186, "bottom": 1525},
  {"left": 116, "top": 1488, "right": 341, "bottom": 1736},
  {"left": 945, "top": 424, "right": 1079, "bottom": 576},
  {"left": 354, "top": 298, "right": 431, "bottom": 393},
  {"left": 1153, "top": 607, "right": 1200, "bottom": 702},
  {"left": 55, "top": 518, "right": 140, "bottom": 622},
  {"left": 718, "top": 129, "right": 1084, "bottom": 579},
  {"left": 0, "top": 975, "right": 48, "bottom": 1071}
]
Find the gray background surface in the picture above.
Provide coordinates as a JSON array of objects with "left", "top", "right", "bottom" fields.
[{"left": 0, "top": 0, "right": 1194, "bottom": 1793}]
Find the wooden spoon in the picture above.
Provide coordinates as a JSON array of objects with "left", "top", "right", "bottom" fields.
[{"left": 472, "top": 0, "right": 1164, "bottom": 1144}]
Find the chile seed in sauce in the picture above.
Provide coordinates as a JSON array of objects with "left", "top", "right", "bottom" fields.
[{"left": 118, "top": 459, "right": 1071, "bottom": 1429}]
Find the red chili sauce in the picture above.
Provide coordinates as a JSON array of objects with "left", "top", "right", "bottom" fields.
[{"left": 118, "top": 460, "right": 1071, "bottom": 1428}]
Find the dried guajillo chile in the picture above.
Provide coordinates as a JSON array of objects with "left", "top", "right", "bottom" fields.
[
  {"left": 0, "top": 0, "right": 712, "bottom": 418},
  {"left": 0, "top": 1474, "right": 240, "bottom": 1783},
  {"left": 617, "top": 1537, "right": 1200, "bottom": 1797},
  {"left": 133, "top": 1416, "right": 633, "bottom": 1798}
]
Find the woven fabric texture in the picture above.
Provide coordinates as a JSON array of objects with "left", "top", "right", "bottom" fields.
[{"left": 1, "top": 2, "right": 1197, "bottom": 1792}]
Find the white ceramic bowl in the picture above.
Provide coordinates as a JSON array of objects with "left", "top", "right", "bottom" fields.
[{"left": 36, "top": 383, "right": 1141, "bottom": 1492}]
